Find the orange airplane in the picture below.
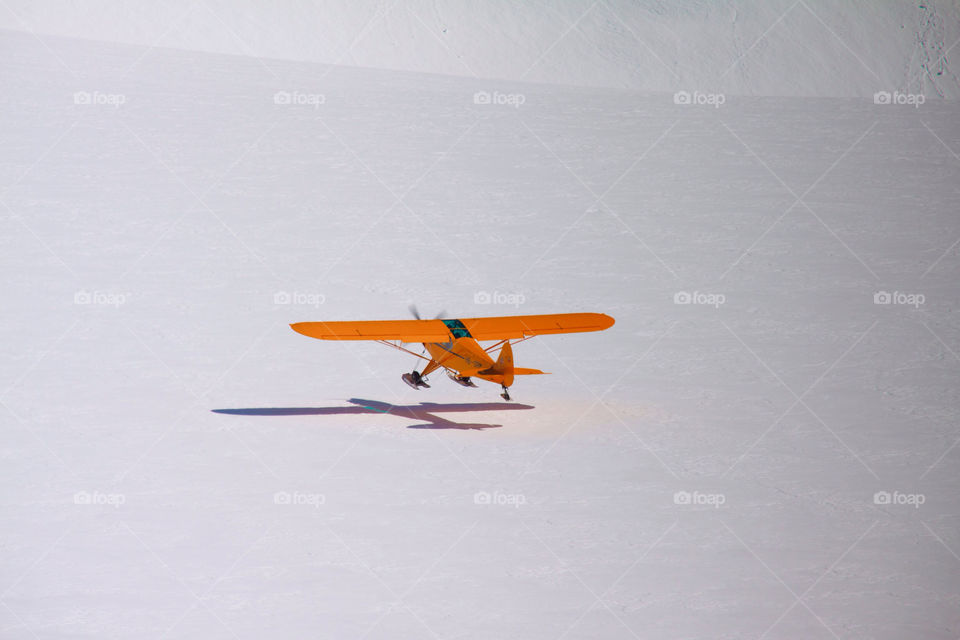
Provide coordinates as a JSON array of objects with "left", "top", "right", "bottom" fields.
[{"left": 291, "top": 311, "right": 615, "bottom": 400}]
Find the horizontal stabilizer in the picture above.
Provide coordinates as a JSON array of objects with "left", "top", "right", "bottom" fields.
[
  {"left": 466, "top": 366, "right": 547, "bottom": 377},
  {"left": 514, "top": 367, "right": 547, "bottom": 375}
]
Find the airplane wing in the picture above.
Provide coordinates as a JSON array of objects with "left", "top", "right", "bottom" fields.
[
  {"left": 290, "top": 319, "right": 451, "bottom": 342},
  {"left": 459, "top": 312, "right": 614, "bottom": 340},
  {"left": 291, "top": 313, "right": 614, "bottom": 342}
]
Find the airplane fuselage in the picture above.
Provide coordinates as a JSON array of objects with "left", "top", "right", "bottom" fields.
[{"left": 423, "top": 337, "right": 498, "bottom": 380}]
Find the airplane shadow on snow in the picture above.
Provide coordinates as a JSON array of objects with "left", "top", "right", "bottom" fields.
[{"left": 212, "top": 398, "right": 534, "bottom": 430}]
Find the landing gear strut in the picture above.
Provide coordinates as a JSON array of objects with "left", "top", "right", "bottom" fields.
[
  {"left": 446, "top": 370, "right": 478, "bottom": 387},
  {"left": 501, "top": 386, "right": 511, "bottom": 401},
  {"left": 402, "top": 370, "right": 430, "bottom": 389}
]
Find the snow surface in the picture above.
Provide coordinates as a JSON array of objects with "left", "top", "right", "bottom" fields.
[
  {"left": 1, "top": 11, "right": 960, "bottom": 640},
  {"left": 2, "top": 0, "right": 960, "bottom": 97}
]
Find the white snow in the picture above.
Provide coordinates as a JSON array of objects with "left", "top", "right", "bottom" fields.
[
  {"left": 1, "top": 6, "right": 959, "bottom": 640},
  {"left": 1, "top": 0, "right": 959, "bottom": 97}
]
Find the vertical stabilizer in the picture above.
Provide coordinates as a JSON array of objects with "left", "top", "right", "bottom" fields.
[{"left": 495, "top": 342, "right": 514, "bottom": 388}]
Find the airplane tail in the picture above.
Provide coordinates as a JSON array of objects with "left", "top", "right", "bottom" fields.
[
  {"left": 472, "top": 342, "right": 549, "bottom": 386},
  {"left": 495, "top": 341, "right": 514, "bottom": 388}
]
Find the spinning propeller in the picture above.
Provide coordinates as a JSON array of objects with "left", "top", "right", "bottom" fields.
[{"left": 408, "top": 304, "right": 446, "bottom": 321}]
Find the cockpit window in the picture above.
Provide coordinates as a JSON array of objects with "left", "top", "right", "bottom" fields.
[{"left": 442, "top": 319, "right": 472, "bottom": 339}]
